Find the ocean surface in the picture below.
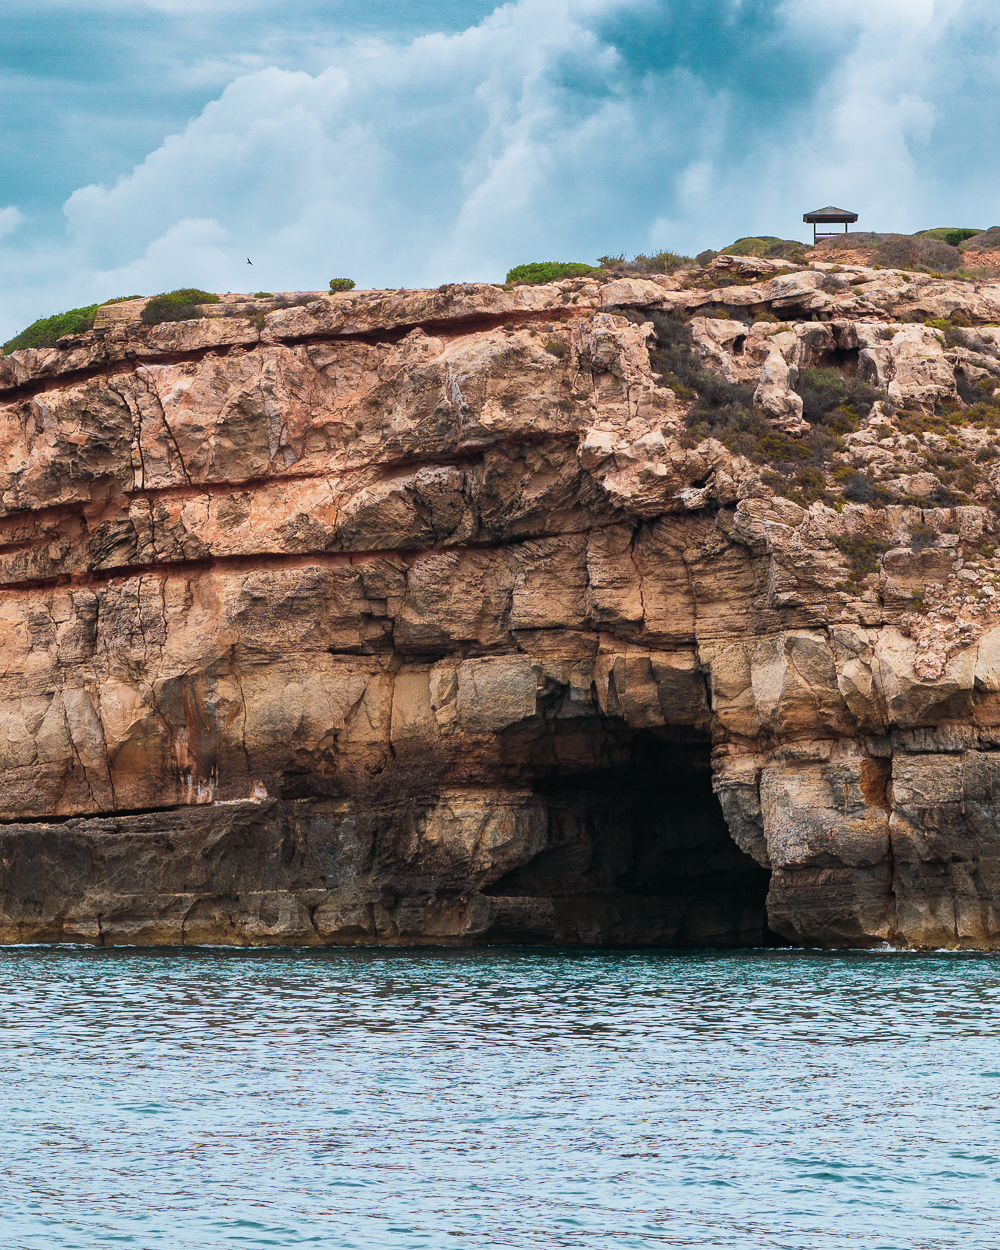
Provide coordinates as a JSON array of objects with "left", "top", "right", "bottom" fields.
[{"left": 0, "top": 946, "right": 998, "bottom": 1249}]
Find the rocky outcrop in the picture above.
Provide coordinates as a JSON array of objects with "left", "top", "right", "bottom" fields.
[{"left": 4, "top": 260, "right": 1000, "bottom": 948}]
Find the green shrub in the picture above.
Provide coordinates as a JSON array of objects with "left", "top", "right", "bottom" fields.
[
  {"left": 505, "top": 261, "right": 599, "bottom": 285},
  {"left": 639, "top": 250, "right": 692, "bottom": 273},
  {"left": 916, "top": 228, "right": 982, "bottom": 248},
  {"left": 598, "top": 251, "right": 694, "bottom": 275},
  {"left": 543, "top": 339, "right": 567, "bottom": 358},
  {"left": 832, "top": 532, "right": 891, "bottom": 582},
  {"left": 842, "top": 471, "right": 880, "bottom": 504},
  {"left": 791, "top": 466, "right": 830, "bottom": 504},
  {"left": 3, "top": 304, "right": 96, "bottom": 354},
  {"left": 720, "top": 236, "right": 805, "bottom": 262},
  {"left": 797, "top": 367, "right": 882, "bottom": 424},
  {"left": 253, "top": 291, "right": 274, "bottom": 299},
  {"left": 140, "top": 288, "right": 220, "bottom": 325},
  {"left": 329, "top": 278, "right": 356, "bottom": 292},
  {"left": 2, "top": 294, "right": 147, "bottom": 354},
  {"left": 909, "top": 522, "right": 938, "bottom": 551},
  {"left": 958, "top": 227, "right": 1000, "bottom": 252},
  {"left": 896, "top": 407, "right": 968, "bottom": 437},
  {"left": 956, "top": 369, "right": 992, "bottom": 405}
]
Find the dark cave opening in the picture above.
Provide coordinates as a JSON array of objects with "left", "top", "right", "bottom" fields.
[
  {"left": 813, "top": 345, "right": 861, "bottom": 374},
  {"left": 483, "top": 728, "right": 778, "bottom": 948}
]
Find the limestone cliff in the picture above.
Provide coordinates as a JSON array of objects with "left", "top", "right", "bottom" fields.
[{"left": 4, "top": 256, "right": 1000, "bottom": 948}]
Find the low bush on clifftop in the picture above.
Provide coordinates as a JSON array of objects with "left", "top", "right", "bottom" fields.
[
  {"left": 2, "top": 304, "right": 100, "bottom": 354},
  {"left": 598, "top": 251, "right": 695, "bottom": 275},
  {"left": 721, "top": 236, "right": 806, "bottom": 262},
  {"left": 505, "top": 262, "right": 599, "bottom": 285},
  {"left": 916, "top": 227, "right": 982, "bottom": 248},
  {"left": 957, "top": 227, "right": 1000, "bottom": 252},
  {"left": 2, "top": 295, "right": 142, "bottom": 354},
  {"left": 818, "top": 233, "right": 963, "bottom": 271},
  {"left": 140, "top": 288, "right": 220, "bottom": 325}
]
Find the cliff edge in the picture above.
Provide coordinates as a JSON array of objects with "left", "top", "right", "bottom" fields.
[{"left": 4, "top": 255, "right": 1000, "bottom": 948}]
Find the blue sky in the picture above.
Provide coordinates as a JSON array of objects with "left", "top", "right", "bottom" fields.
[{"left": 2, "top": 0, "right": 999, "bottom": 339}]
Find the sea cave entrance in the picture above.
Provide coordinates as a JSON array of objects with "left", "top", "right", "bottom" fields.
[{"left": 483, "top": 727, "right": 776, "bottom": 947}]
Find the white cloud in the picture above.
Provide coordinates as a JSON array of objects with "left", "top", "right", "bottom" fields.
[
  {"left": 678, "top": 160, "right": 713, "bottom": 210},
  {"left": 89, "top": 218, "right": 233, "bottom": 296},
  {"left": 2, "top": 0, "right": 1000, "bottom": 340},
  {"left": 3, "top": 0, "right": 667, "bottom": 334},
  {"left": 0, "top": 207, "right": 23, "bottom": 240}
]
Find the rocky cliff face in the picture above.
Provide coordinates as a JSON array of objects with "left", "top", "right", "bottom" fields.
[{"left": 4, "top": 256, "right": 1000, "bottom": 948}]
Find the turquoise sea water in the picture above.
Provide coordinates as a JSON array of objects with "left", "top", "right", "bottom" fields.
[{"left": 0, "top": 947, "right": 998, "bottom": 1249}]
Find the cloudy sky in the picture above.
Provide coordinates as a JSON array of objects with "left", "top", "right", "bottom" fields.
[{"left": 1, "top": 0, "right": 999, "bottom": 340}]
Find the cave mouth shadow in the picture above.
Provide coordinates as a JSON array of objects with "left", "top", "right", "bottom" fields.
[{"left": 484, "top": 727, "right": 781, "bottom": 948}]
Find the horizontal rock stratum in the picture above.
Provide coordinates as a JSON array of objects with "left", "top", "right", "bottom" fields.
[{"left": 5, "top": 257, "right": 1000, "bottom": 948}]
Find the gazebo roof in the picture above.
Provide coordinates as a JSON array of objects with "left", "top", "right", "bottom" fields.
[{"left": 803, "top": 206, "right": 859, "bottom": 223}]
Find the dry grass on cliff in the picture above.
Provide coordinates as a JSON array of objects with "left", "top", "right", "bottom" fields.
[
  {"left": 598, "top": 251, "right": 696, "bottom": 275},
  {"left": 813, "top": 233, "right": 964, "bottom": 273},
  {"left": 648, "top": 313, "right": 883, "bottom": 504},
  {"left": 808, "top": 230, "right": 1000, "bottom": 279},
  {"left": 646, "top": 303, "right": 1000, "bottom": 511}
]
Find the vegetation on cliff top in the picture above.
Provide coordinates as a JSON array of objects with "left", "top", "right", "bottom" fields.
[
  {"left": 505, "top": 261, "right": 599, "bottom": 285},
  {"left": 816, "top": 232, "right": 963, "bottom": 271},
  {"left": 598, "top": 239, "right": 805, "bottom": 275},
  {"left": 140, "top": 289, "right": 220, "bottom": 325},
  {"left": 720, "top": 236, "right": 806, "bottom": 262},
  {"left": 2, "top": 296, "right": 140, "bottom": 355},
  {"left": 960, "top": 227, "right": 1000, "bottom": 252},
  {"left": 598, "top": 251, "right": 696, "bottom": 274},
  {"left": 916, "top": 227, "right": 982, "bottom": 247},
  {"left": 3, "top": 304, "right": 101, "bottom": 354}
]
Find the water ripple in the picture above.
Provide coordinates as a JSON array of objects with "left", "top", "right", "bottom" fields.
[{"left": 0, "top": 947, "right": 998, "bottom": 1248}]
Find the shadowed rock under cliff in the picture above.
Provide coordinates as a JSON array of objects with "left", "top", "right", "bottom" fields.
[{"left": 4, "top": 261, "right": 1000, "bottom": 947}]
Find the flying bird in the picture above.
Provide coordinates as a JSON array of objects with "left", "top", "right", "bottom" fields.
[{"left": 247, "top": 258, "right": 253, "bottom": 265}]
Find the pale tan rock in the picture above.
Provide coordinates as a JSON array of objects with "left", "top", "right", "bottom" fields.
[
  {"left": 760, "top": 754, "right": 890, "bottom": 871},
  {"left": 753, "top": 350, "right": 805, "bottom": 427},
  {"left": 750, "top": 631, "right": 853, "bottom": 736},
  {"left": 3, "top": 275, "right": 1000, "bottom": 950},
  {"left": 456, "top": 657, "right": 538, "bottom": 732},
  {"left": 600, "top": 278, "right": 674, "bottom": 308},
  {"left": 708, "top": 255, "right": 791, "bottom": 279},
  {"left": 873, "top": 628, "right": 975, "bottom": 722}
]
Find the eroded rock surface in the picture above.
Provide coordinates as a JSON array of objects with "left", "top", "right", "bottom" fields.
[{"left": 5, "top": 266, "right": 1000, "bottom": 948}]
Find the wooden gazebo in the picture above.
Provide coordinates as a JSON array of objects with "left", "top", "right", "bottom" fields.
[{"left": 803, "top": 205, "right": 858, "bottom": 245}]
